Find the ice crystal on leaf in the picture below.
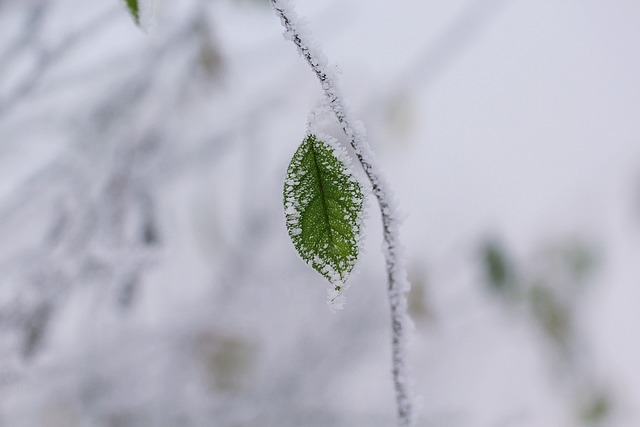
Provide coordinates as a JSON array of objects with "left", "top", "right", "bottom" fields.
[{"left": 284, "top": 134, "right": 363, "bottom": 298}]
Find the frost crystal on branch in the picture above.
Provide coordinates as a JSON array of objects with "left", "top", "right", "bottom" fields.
[{"left": 272, "top": 0, "right": 414, "bottom": 424}]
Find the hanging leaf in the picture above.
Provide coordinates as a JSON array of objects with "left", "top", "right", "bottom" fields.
[
  {"left": 125, "top": 0, "right": 140, "bottom": 25},
  {"left": 284, "top": 134, "right": 363, "bottom": 288}
]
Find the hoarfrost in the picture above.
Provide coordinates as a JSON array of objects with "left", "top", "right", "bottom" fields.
[{"left": 272, "top": 0, "right": 414, "bottom": 423}]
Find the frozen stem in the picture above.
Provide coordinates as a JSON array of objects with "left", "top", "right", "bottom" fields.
[{"left": 270, "top": 1, "right": 414, "bottom": 425}]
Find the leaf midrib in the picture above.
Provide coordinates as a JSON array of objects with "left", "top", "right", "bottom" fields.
[{"left": 308, "top": 138, "right": 336, "bottom": 255}]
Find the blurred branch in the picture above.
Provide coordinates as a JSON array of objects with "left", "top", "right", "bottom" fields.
[
  {"left": 0, "top": 7, "right": 120, "bottom": 116},
  {"left": 0, "top": 0, "right": 48, "bottom": 74},
  {"left": 0, "top": 3, "right": 212, "bottom": 363},
  {"left": 401, "top": 0, "right": 512, "bottom": 91},
  {"left": 361, "top": 0, "right": 513, "bottom": 123}
]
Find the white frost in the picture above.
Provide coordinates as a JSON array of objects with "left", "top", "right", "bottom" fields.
[{"left": 272, "top": 0, "right": 414, "bottom": 424}]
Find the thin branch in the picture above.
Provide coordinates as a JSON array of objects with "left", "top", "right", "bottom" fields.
[
  {"left": 358, "top": 0, "right": 512, "bottom": 122},
  {"left": 0, "top": 7, "right": 119, "bottom": 116},
  {"left": 400, "top": 0, "right": 511, "bottom": 92},
  {"left": 0, "top": 0, "right": 49, "bottom": 74},
  {"left": 270, "top": 1, "right": 413, "bottom": 425}
]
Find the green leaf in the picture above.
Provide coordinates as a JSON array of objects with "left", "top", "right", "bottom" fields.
[
  {"left": 125, "top": 0, "right": 140, "bottom": 25},
  {"left": 284, "top": 134, "right": 363, "bottom": 287}
]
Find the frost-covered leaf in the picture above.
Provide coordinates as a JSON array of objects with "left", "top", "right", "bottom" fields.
[
  {"left": 125, "top": 0, "right": 140, "bottom": 25},
  {"left": 284, "top": 134, "right": 363, "bottom": 288}
]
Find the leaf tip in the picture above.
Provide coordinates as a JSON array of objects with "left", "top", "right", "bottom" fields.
[
  {"left": 125, "top": 0, "right": 140, "bottom": 25},
  {"left": 327, "top": 282, "right": 347, "bottom": 312}
]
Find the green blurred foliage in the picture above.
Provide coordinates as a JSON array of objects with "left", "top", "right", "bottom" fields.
[
  {"left": 480, "top": 239, "right": 517, "bottom": 297},
  {"left": 579, "top": 391, "right": 611, "bottom": 424}
]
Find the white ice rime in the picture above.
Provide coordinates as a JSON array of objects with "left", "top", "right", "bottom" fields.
[{"left": 271, "top": 1, "right": 414, "bottom": 425}]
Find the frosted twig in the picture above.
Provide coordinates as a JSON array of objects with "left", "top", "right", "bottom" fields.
[{"left": 270, "top": 1, "right": 414, "bottom": 425}]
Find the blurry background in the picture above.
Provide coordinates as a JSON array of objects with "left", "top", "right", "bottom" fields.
[{"left": 1, "top": 0, "right": 639, "bottom": 425}]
